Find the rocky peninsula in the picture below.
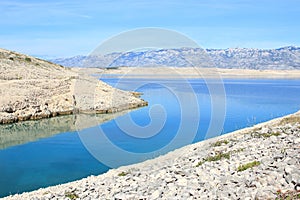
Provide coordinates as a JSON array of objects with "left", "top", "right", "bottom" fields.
[
  {"left": 0, "top": 48, "right": 147, "bottom": 124},
  {"left": 3, "top": 111, "right": 300, "bottom": 199}
]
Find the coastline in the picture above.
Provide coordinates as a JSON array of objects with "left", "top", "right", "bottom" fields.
[
  {"left": 3, "top": 110, "right": 300, "bottom": 199},
  {"left": 0, "top": 75, "right": 148, "bottom": 124},
  {"left": 0, "top": 48, "right": 148, "bottom": 125},
  {"left": 85, "top": 67, "right": 300, "bottom": 79}
]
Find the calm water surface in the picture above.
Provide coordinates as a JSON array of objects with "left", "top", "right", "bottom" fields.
[{"left": 0, "top": 79, "right": 300, "bottom": 197}]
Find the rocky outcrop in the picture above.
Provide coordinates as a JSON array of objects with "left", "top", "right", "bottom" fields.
[
  {"left": 0, "top": 48, "right": 147, "bottom": 124},
  {"left": 3, "top": 111, "right": 300, "bottom": 199}
]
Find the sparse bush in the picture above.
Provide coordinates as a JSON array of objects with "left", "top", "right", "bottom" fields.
[
  {"left": 212, "top": 139, "right": 229, "bottom": 147},
  {"left": 118, "top": 171, "right": 129, "bottom": 176},
  {"left": 232, "top": 148, "right": 245, "bottom": 153},
  {"left": 25, "top": 57, "right": 31, "bottom": 62},
  {"left": 65, "top": 192, "right": 79, "bottom": 199},
  {"left": 251, "top": 132, "right": 281, "bottom": 138},
  {"left": 263, "top": 132, "right": 281, "bottom": 137},
  {"left": 196, "top": 152, "right": 230, "bottom": 167},
  {"left": 237, "top": 160, "right": 260, "bottom": 172},
  {"left": 259, "top": 132, "right": 280, "bottom": 138}
]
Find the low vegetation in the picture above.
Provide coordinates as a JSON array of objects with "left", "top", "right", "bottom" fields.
[
  {"left": 251, "top": 131, "right": 281, "bottom": 138},
  {"left": 196, "top": 152, "right": 230, "bottom": 167},
  {"left": 64, "top": 192, "right": 79, "bottom": 199},
  {"left": 118, "top": 171, "right": 129, "bottom": 176},
  {"left": 276, "top": 189, "right": 300, "bottom": 200},
  {"left": 260, "top": 132, "right": 281, "bottom": 138},
  {"left": 232, "top": 148, "right": 245, "bottom": 153},
  {"left": 25, "top": 57, "right": 32, "bottom": 62},
  {"left": 279, "top": 116, "right": 300, "bottom": 125},
  {"left": 237, "top": 161, "right": 260, "bottom": 172},
  {"left": 211, "top": 139, "right": 229, "bottom": 147}
]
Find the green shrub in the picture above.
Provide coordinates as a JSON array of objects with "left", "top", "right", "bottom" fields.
[
  {"left": 262, "top": 132, "right": 280, "bottom": 138},
  {"left": 25, "top": 57, "right": 31, "bottom": 62},
  {"left": 196, "top": 152, "right": 230, "bottom": 167},
  {"left": 237, "top": 161, "right": 260, "bottom": 172},
  {"left": 212, "top": 140, "right": 229, "bottom": 147},
  {"left": 252, "top": 132, "right": 281, "bottom": 138},
  {"left": 232, "top": 148, "right": 245, "bottom": 153},
  {"left": 118, "top": 171, "right": 129, "bottom": 176},
  {"left": 65, "top": 192, "right": 78, "bottom": 199}
]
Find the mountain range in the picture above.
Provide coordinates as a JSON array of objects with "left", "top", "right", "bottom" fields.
[{"left": 50, "top": 46, "right": 300, "bottom": 70}]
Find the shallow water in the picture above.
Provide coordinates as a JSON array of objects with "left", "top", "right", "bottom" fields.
[{"left": 0, "top": 78, "right": 300, "bottom": 197}]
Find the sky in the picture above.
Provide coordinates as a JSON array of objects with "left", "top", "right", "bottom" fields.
[{"left": 0, "top": 0, "right": 300, "bottom": 58}]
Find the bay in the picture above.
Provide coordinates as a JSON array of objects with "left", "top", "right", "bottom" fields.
[{"left": 0, "top": 78, "right": 300, "bottom": 197}]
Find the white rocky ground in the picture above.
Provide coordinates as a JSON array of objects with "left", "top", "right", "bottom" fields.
[
  {"left": 0, "top": 48, "right": 147, "bottom": 124},
  {"left": 3, "top": 111, "right": 300, "bottom": 200}
]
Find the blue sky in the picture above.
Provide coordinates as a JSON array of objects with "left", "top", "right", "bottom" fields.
[{"left": 0, "top": 0, "right": 299, "bottom": 58}]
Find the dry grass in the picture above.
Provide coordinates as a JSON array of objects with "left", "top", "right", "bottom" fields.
[
  {"left": 276, "top": 189, "right": 300, "bottom": 200},
  {"left": 279, "top": 116, "right": 300, "bottom": 125}
]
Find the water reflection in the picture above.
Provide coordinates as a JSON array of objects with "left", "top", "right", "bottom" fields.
[{"left": 0, "top": 112, "right": 127, "bottom": 150}]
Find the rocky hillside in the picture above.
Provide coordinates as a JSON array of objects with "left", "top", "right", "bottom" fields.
[
  {"left": 51, "top": 46, "right": 300, "bottom": 70},
  {"left": 0, "top": 48, "right": 147, "bottom": 124}
]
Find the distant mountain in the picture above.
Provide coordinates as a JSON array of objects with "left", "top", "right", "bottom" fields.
[
  {"left": 50, "top": 46, "right": 300, "bottom": 70},
  {"left": 207, "top": 46, "right": 300, "bottom": 70}
]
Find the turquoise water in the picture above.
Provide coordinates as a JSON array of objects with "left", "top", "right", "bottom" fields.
[{"left": 0, "top": 79, "right": 300, "bottom": 197}]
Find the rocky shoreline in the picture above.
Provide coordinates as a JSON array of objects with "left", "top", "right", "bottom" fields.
[
  {"left": 3, "top": 111, "right": 300, "bottom": 199},
  {"left": 0, "top": 48, "right": 147, "bottom": 124}
]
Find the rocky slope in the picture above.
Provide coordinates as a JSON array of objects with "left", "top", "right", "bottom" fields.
[
  {"left": 3, "top": 111, "right": 300, "bottom": 199},
  {"left": 0, "top": 48, "right": 147, "bottom": 124},
  {"left": 51, "top": 46, "right": 300, "bottom": 70}
]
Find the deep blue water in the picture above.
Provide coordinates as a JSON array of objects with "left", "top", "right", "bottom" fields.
[{"left": 0, "top": 78, "right": 300, "bottom": 197}]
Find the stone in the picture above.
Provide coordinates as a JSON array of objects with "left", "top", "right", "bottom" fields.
[
  {"left": 255, "top": 188, "right": 276, "bottom": 200},
  {"left": 150, "top": 190, "right": 161, "bottom": 199},
  {"left": 261, "top": 127, "right": 269, "bottom": 134},
  {"left": 165, "top": 177, "right": 175, "bottom": 184},
  {"left": 177, "top": 178, "right": 188, "bottom": 187},
  {"left": 291, "top": 173, "right": 300, "bottom": 185},
  {"left": 284, "top": 166, "right": 293, "bottom": 174},
  {"left": 2, "top": 105, "right": 14, "bottom": 113}
]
